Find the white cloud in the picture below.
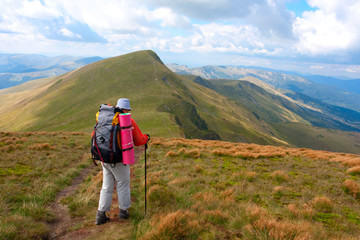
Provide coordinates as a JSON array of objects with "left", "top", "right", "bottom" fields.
[
  {"left": 0, "top": 0, "right": 359, "bottom": 78},
  {"left": 192, "top": 23, "right": 261, "bottom": 52},
  {"left": 293, "top": 0, "right": 360, "bottom": 55},
  {"left": 16, "top": 0, "right": 61, "bottom": 20},
  {"left": 60, "top": 28, "right": 81, "bottom": 39},
  {"left": 0, "top": 1, "right": 35, "bottom": 34},
  {"left": 189, "top": 22, "right": 285, "bottom": 56},
  {"left": 144, "top": 0, "right": 295, "bottom": 39},
  {"left": 142, "top": 0, "right": 263, "bottom": 20},
  {"left": 150, "top": 8, "right": 191, "bottom": 28},
  {"left": 310, "top": 65, "right": 325, "bottom": 69},
  {"left": 246, "top": 0, "right": 295, "bottom": 39},
  {"left": 51, "top": 0, "right": 191, "bottom": 38},
  {"left": 345, "top": 66, "right": 360, "bottom": 73},
  {"left": 41, "top": 0, "right": 147, "bottom": 38},
  {"left": 0, "top": 0, "right": 294, "bottom": 54}
]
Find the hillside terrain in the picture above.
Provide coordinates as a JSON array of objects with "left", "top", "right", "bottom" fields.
[
  {"left": 0, "top": 50, "right": 285, "bottom": 145},
  {"left": 1, "top": 50, "right": 360, "bottom": 239},
  {"left": 187, "top": 76, "right": 360, "bottom": 154},
  {"left": 1, "top": 50, "right": 360, "bottom": 154},
  {"left": 189, "top": 76, "right": 360, "bottom": 132},
  {"left": 0, "top": 54, "right": 103, "bottom": 89},
  {"left": 1, "top": 132, "right": 360, "bottom": 239},
  {"left": 168, "top": 64, "right": 360, "bottom": 113}
]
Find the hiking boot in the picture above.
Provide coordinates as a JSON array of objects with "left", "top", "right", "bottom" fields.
[
  {"left": 119, "top": 209, "right": 129, "bottom": 219},
  {"left": 95, "top": 210, "right": 110, "bottom": 225}
]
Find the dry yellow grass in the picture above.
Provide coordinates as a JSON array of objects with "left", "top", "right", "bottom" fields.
[
  {"left": 4, "top": 133, "right": 359, "bottom": 239},
  {"left": 342, "top": 179, "right": 360, "bottom": 198},
  {"left": 139, "top": 210, "right": 201, "bottom": 240},
  {"left": 245, "top": 205, "right": 315, "bottom": 239},
  {"left": 194, "top": 165, "right": 203, "bottom": 173},
  {"left": 193, "top": 191, "right": 218, "bottom": 203},
  {"left": 244, "top": 217, "right": 313, "bottom": 240},
  {"left": 245, "top": 171, "right": 257, "bottom": 181},
  {"left": 246, "top": 205, "right": 269, "bottom": 220},
  {"left": 203, "top": 209, "right": 229, "bottom": 224},
  {"left": 0, "top": 131, "right": 90, "bottom": 240},
  {"left": 165, "top": 151, "right": 177, "bottom": 157},
  {"left": 146, "top": 171, "right": 163, "bottom": 187},
  {"left": 310, "top": 196, "right": 334, "bottom": 213},
  {"left": 151, "top": 137, "right": 360, "bottom": 170},
  {"left": 287, "top": 203, "right": 299, "bottom": 216},
  {"left": 28, "top": 143, "right": 55, "bottom": 150},
  {"left": 168, "top": 177, "right": 191, "bottom": 187},
  {"left": 271, "top": 170, "right": 289, "bottom": 182},
  {"left": 347, "top": 166, "right": 360, "bottom": 175},
  {"left": 220, "top": 188, "right": 235, "bottom": 201},
  {"left": 274, "top": 186, "right": 286, "bottom": 193},
  {"left": 141, "top": 137, "right": 360, "bottom": 239}
]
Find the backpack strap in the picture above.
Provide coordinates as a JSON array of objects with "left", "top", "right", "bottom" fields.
[{"left": 93, "top": 130, "right": 104, "bottom": 165}]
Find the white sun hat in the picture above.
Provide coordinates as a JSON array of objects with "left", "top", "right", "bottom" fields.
[{"left": 116, "top": 98, "right": 131, "bottom": 110}]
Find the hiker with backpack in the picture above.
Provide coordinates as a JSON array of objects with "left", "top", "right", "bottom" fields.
[{"left": 92, "top": 98, "right": 150, "bottom": 225}]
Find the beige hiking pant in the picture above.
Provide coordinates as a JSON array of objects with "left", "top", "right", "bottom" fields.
[{"left": 98, "top": 162, "right": 131, "bottom": 212}]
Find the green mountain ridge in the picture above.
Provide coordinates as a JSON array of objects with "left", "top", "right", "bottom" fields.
[
  {"left": 168, "top": 64, "right": 360, "bottom": 113},
  {"left": 190, "top": 76, "right": 360, "bottom": 132},
  {"left": 0, "top": 50, "right": 280, "bottom": 145},
  {"left": 188, "top": 75, "right": 360, "bottom": 153},
  {"left": 1, "top": 50, "right": 360, "bottom": 153}
]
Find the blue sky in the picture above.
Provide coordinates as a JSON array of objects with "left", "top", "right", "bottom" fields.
[{"left": 0, "top": 0, "right": 360, "bottom": 78}]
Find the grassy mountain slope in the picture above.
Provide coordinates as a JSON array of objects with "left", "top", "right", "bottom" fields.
[
  {"left": 272, "top": 122, "right": 360, "bottom": 154},
  {"left": 188, "top": 75, "right": 360, "bottom": 153},
  {"left": 0, "top": 50, "right": 280, "bottom": 145},
  {"left": 2, "top": 132, "right": 360, "bottom": 239},
  {"left": 168, "top": 64, "right": 360, "bottom": 113},
  {"left": 192, "top": 76, "right": 308, "bottom": 124},
  {"left": 192, "top": 76, "right": 360, "bottom": 132},
  {"left": 1, "top": 50, "right": 360, "bottom": 153}
]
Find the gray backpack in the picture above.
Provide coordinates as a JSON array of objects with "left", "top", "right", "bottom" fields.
[{"left": 91, "top": 104, "right": 122, "bottom": 165}]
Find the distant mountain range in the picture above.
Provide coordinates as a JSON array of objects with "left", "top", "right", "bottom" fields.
[
  {"left": 305, "top": 74, "right": 360, "bottom": 95},
  {"left": 1, "top": 51, "right": 360, "bottom": 154},
  {"left": 167, "top": 64, "right": 360, "bottom": 113},
  {"left": 0, "top": 54, "right": 103, "bottom": 89}
]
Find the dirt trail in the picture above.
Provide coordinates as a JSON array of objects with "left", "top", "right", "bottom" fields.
[
  {"left": 48, "top": 146, "right": 145, "bottom": 240},
  {"left": 48, "top": 164, "right": 96, "bottom": 240}
]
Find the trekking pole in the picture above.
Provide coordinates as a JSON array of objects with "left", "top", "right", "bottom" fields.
[{"left": 145, "top": 144, "right": 147, "bottom": 216}]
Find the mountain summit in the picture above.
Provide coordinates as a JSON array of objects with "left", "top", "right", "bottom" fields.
[
  {"left": 1, "top": 50, "right": 360, "bottom": 153},
  {"left": 0, "top": 50, "right": 280, "bottom": 145}
]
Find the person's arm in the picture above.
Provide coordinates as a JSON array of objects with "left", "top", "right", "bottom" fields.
[{"left": 131, "top": 118, "right": 149, "bottom": 146}]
